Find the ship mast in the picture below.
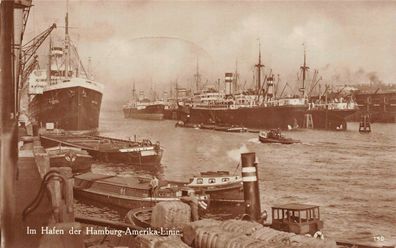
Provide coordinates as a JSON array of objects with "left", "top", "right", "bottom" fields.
[
  {"left": 255, "top": 40, "right": 264, "bottom": 96},
  {"left": 299, "top": 44, "right": 309, "bottom": 98},
  {"left": 194, "top": 58, "right": 201, "bottom": 93},
  {"left": 132, "top": 81, "right": 136, "bottom": 100},
  {"left": 64, "top": 0, "right": 70, "bottom": 79},
  {"left": 234, "top": 59, "right": 239, "bottom": 94}
]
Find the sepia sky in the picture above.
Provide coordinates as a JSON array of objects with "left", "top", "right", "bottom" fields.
[{"left": 26, "top": 0, "right": 396, "bottom": 103}]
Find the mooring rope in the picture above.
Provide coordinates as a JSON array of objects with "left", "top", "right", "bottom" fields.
[{"left": 22, "top": 170, "right": 66, "bottom": 221}]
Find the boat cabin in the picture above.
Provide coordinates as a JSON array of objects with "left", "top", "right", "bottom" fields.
[
  {"left": 260, "top": 129, "right": 282, "bottom": 139},
  {"left": 271, "top": 203, "right": 323, "bottom": 235},
  {"left": 187, "top": 171, "right": 242, "bottom": 187}
]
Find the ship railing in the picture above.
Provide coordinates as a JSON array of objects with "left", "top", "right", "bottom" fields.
[{"left": 308, "top": 102, "right": 359, "bottom": 110}]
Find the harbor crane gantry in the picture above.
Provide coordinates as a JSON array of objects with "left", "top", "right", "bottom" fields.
[
  {"left": 19, "top": 23, "right": 56, "bottom": 88},
  {"left": 20, "top": 55, "right": 39, "bottom": 91}
]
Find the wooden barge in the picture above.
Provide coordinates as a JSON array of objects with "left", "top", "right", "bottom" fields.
[{"left": 40, "top": 134, "right": 163, "bottom": 166}]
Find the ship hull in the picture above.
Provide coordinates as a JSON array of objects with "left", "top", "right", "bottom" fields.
[
  {"left": 29, "top": 86, "right": 102, "bottom": 132},
  {"left": 40, "top": 135, "right": 163, "bottom": 167},
  {"left": 163, "top": 108, "right": 179, "bottom": 120},
  {"left": 182, "top": 106, "right": 307, "bottom": 129},
  {"left": 306, "top": 109, "right": 357, "bottom": 130}
]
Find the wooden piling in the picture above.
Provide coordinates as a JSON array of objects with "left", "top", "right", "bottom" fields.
[{"left": 46, "top": 167, "right": 74, "bottom": 223}]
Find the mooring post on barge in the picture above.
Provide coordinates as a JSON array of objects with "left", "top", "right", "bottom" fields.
[{"left": 241, "top": 152, "right": 261, "bottom": 222}]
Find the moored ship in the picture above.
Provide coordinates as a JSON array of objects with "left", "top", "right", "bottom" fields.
[
  {"left": 123, "top": 86, "right": 166, "bottom": 120},
  {"left": 180, "top": 46, "right": 359, "bottom": 131},
  {"left": 180, "top": 47, "right": 308, "bottom": 130},
  {"left": 28, "top": 11, "right": 103, "bottom": 134},
  {"left": 299, "top": 47, "right": 358, "bottom": 130},
  {"left": 123, "top": 101, "right": 165, "bottom": 120}
]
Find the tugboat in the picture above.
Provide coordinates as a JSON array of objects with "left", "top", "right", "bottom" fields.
[
  {"left": 258, "top": 129, "right": 300, "bottom": 144},
  {"left": 170, "top": 171, "right": 244, "bottom": 203}
]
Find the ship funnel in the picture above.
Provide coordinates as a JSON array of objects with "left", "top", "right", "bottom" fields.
[
  {"left": 138, "top": 90, "right": 144, "bottom": 101},
  {"left": 225, "top": 72, "right": 233, "bottom": 95},
  {"left": 266, "top": 75, "right": 274, "bottom": 100},
  {"left": 241, "top": 152, "right": 261, "bottom": 222}
]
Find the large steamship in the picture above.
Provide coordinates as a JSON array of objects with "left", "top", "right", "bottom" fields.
[
  {"left": 181, "top": 46, "right": 357, "bottom": 130},
  {"left": 28, "top": 12, "right": 103, "bottom": 133},
  {"left": 180, "top": 47, "right": 308, "bottom": 129},
  {"left": 123, "top": 86, "right": 165, "bottom": 120}
]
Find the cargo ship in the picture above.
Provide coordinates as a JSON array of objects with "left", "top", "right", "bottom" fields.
[
  {"left": 122, "top": 86, "right": 166, "bottom": 120},
  {"left": 28, "top": 11, "right": 103, "bottom": 134},
  {"left": 180, "top": 46, "right": 358, "bottom": 130},
  {"left": 180, "top": 46, "right": 309, "bottom": 130},
  {"left": 123, "top": 101, "right": 165, "bottom": 120}
]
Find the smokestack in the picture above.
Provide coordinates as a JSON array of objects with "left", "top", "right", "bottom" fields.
[
  {"left": 225, "top": 72, "right": 233, "bottom": 95},
  {"left": 241, "top": 152, "right": 261, "bottom": 221},
  {"left": 266, "top": 74, "right": 274, "bottom": 100}
]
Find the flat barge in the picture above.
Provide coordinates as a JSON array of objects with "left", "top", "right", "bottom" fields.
[{"left": 40, "top": 134, "right": 163, "bottom": 166}]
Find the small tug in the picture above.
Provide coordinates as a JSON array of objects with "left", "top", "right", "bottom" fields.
[{"left": 259, "top": 129, "right": 301, "bottom": 144}]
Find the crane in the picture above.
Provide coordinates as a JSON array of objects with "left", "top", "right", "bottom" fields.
[
  {"left": 307, "top": 70, "right": 323, "bottom": 97},
  {"left": 19, "top": 23, "right": 56, "bottom": 89},
  {"left": 20, "top": 55, "right": 39, "bottom": 90}
]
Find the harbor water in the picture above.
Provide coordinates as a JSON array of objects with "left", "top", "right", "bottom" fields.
[{"left": 77, "top": 110, "right": 396, "bottom": 245}]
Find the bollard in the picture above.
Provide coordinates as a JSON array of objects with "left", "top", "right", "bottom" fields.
[
  {"left": 47, "top": 167, "right": 74, "bottom": 223},
  {"left": 35, "top": 152, "right": 50, "bottom": 177},
  {"left": 57, "top": 167, "right": 74, "bottom": 222},
  {"left": 241, "top": 152, "right": 261, "bottom": 221}
]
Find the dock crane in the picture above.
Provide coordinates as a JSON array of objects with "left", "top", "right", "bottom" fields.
[
  {"left": 19, "top": 23, "right": 56, "bottom": 89},
  {"left": 20, "top": 55, "right": 39, "bottom": 91},
  {"left": 307, "top": 70, "right": 322, "bottom": 97}
]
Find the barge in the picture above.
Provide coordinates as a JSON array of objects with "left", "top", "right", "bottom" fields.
[
  {"left": 40, "top": 134, "right": 163, "bottom": 166},
  {"left": 73, "top": 173, "right": 209, "bottom": 210}
]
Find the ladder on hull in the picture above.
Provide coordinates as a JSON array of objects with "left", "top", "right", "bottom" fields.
[
  {"left": 303, "top": 114, "right": 314, "bottom": 129},
  {"left": 359, "top": 114, "right": 371, "bottom": 133}
]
